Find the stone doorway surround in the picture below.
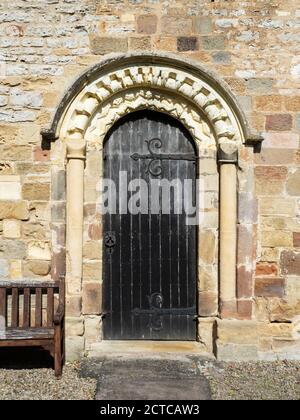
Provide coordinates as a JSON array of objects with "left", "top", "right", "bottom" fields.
[{"left": 42, "top": 53, "right": 262, "bottom": 360}]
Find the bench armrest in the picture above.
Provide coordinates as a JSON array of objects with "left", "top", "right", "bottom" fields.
[{"left": 54, "top": 303, "right": 64, "bottom": 325}]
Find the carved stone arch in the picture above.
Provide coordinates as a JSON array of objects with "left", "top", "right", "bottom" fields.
[
  {"left": 85, "top": 88, "right": 215, "bottom": 150},
  {"left": 45, "top": 53, "right": 263, "bottom": 357}
]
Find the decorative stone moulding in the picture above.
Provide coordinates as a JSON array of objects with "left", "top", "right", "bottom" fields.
[
  {"left": 60, "top": 64, "right": 243, "bottom": 151},
  {"left": 85, "top": 88, "right": 215, "bottom": 150}
]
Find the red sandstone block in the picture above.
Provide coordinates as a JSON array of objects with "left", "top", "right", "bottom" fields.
[
  {"left": 255, "top": 277, "right": 285, "bottom": 298},
  {"left": 265, "top": 114, "right": 293, "bottom": 131},
  {"left": 237, "top": 300, "right": 253, "bottom": 320},
  {"left": 256, "top": 262, "right": 278, "bottom": 276},
  {"left": 237, "top": 265, "right": 253, "bottom": 299},
  {"left": 293, "top": 232, "right": 300, "bottom": 247},
  {"left": 34, "top": 146, "right": 50, "bottom": 162}
]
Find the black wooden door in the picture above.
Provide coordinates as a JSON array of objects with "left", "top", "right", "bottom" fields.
[{"left": 103, "top": 110, "right": 197, "bottom": 340}]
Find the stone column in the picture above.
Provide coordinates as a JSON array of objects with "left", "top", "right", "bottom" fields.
[
  {"left": 66, "top": 139, "right": 86, "bottom": 294},
  {"left": 218, "top": 143, "right": 238, "bottom": 317}
]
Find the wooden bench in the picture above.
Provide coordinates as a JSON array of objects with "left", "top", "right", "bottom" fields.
[{"left": 0, "top": 278, "right": 65, "bottom": 378}]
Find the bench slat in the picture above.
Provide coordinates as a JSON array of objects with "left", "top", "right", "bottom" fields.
[
  {"left": 23, "top": 288, "right": 30, "bottom": 328},
  {"left": 0, "top": 328, "right": 54, "bottom": 340},
  {"left": 35, "top": 288, "right": 42, "bottom": 328},
  {"left": 11, "top": 288, "right": 19, "bottom": 328},
  {"left": 0, "top": 289, "right": 6, "bottom": 321},
  {"left": 47, "top": 288, "right": 54, "bottom": 327},
  {"left": 0, "top": 281, "right": 60, "bottom": 289}
]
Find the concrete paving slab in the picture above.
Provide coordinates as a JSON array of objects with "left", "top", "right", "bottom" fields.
[{"left": 80, "top": 356, "right": 211, "bottom": 400}]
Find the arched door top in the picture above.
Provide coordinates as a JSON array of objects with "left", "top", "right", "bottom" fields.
[{"left": 42, "top": 53, "right": 263, "bottom": 151}]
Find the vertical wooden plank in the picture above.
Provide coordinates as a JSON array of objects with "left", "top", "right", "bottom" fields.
[
  {"left": 11, "top": 288, "right": 19, "bottom": 328},
  {"left": 23, "top": 288, "right": 30, "bottom": 328},
  {"left": 47, "top": 288, "right": 54, "bottom": 327},
  {"left": 0, "top": 289, "right": 6, "bottom": 327},
  {"left": 35, "top": 288, "right": 42, "bottom": 327}
]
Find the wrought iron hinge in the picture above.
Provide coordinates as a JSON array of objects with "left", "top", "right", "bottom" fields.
[{"left": 131, "top": 138, "right": 196, "bottom": 177}]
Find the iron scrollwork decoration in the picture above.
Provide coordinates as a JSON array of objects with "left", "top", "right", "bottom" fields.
[
  {"left": 131, "top": 138, "right": 196, "bottom": 177},
  {"left": 104, "top": 232, "right": 116, "bottom": 254}
]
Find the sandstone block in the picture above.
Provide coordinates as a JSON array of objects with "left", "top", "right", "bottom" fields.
[
  {"left": 0, "top": 239, "right": 26, "bottom": 259},
  {"left": 177, "top": 37, "right": 198, "bottom": 52},
  {"left": 237, "top": 265, "right": 253, "bottom": 299},
  {"left": 0, "top": 259, "right": 9, "bottom": 277},
  {"left": 198, "top": 266, "right": 217, "bottom": 293},
  {"left": 65, "top": 336, "right": 85, "bottom": 362},
  {"left": 255, "top": 166, "right": 288, "bottom": 180},
  {"left": 0, "top": 175, "right": 21, "bottom": 200},
  {"left": 237, "top": 225, "right": 254, "bottom": 265},
  {"left": 197, "top": 318, "right": 216, "bottom": 354},
  {"left": 260, "top": 230, "right": 293, "bottom": 247},
  {"left": 259, "top": 198, "right": 295, "bottom": 216},
  {"left": 66, "top": 295, "right": 82, "bottom": 317},
  {"left": 198, "top": 291, "right": 218, "bottom": 317},
  {"left": 280, "top": 250, "right": 300, "bottom": 275},
  {"left": 0, "top": 145, "right": 32, "bottom": 161},
  {"left": 285, "top": 96, "right": 300, "bottom": 112},
  {"left": 83, "top": 241, "right": 102, "bottom": 260},
  {"left": 82, "top": 282, "right": 102, "bottom": 315},
  {"left": 51, "top": 169, "right": 66, "bottom": 201},
  {"left": 10, "top": 260, "right": 22, "bottom": 279},
  {"left": 27, "top": 241, "right": 51, "bottom": 261},
  {"left": 217, "top": 320, "right": 259, "bottom": 345},
  {"left": 194, "top": 17, "right": 212, "bottom": 34},
  {"left": 254, "top": 148, "right": 295, "bottom": 165},
  {"left": 34, "top": 146, "right": 50, "bottom": 162},
  {"left": 256, "top": 262, "right": 278, "bottom": 276},
  {"left": 137, "top": 15, "right": 158, "bottom": 34},
  {"left": 266, "top": 119, "right": 297, "bottom": 143},
  {"left": 129, "top": 36, "right": 151, "bottom": 50},
  {"left": 161, "top": 17, "right": 192, "bottom": 36},
  {"left": 261, "top": 247, "right": 279, "bottom": 262},
  {"left": 255, "top": 277, "right": 285, "bottom": 298},
  {"left": 260, "top": 216, "right": 287, "bottom": 230},
  {"left": 3, "top": 219, "right": 21, "bottom": 238},
  {"left": 0, "top": 201, "right": 29, "bottom": 221},
  {"left": 51, "top": 202, "right": 65, "bottom": 222},
  {"left": 216, "top": 343, "right": 258, "bottom": 361},
  {"left": 265, "top": 114, "right": 293, "bottom": 131},
  {"left": 90, "top": 36, "right": 128, "bottom": 55},
  {"left": 294, "top": 232, "right": 300, "bottom": 247},
  {"left": 65, "top": 317, "right": 84, "bottom": 337},
  {"left": 199, "top": 230, "right": 216, "bottom": 264},
  {"left": 22, "top": 182, "right": 50, "bottom": 201},
  {"left": 254, "top": 95, "right": 283, "bottom": 112},
  {"left": 27, "top": 260, "right": 51, "bottom": 276},
  {"left": 237, "top": 300, "right": 253, "bottom": 320},
  {"left": 255, "top": 178, "right": 285, "bottom": 195},
  {"left": 83, "top": 262, "right": 102, "bottom": 281},
  {"left": 85, "top": 316, "right": 101, "bottom": 341},
  {"left": 202, "top": 35, "right": 225, "bottom": 50},
  {"left": 286, "top": 169, "right": 300, "bottom": 196},
  {"left": 88, "top": 220, "right": 102, "bottom": 240},
  {"left": 246, "top": 78, "right": 274, "bottom": 94}
]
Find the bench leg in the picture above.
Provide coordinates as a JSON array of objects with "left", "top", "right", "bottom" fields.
[{"left": 54, "top": 325, "right": 62, "bottom": 378}]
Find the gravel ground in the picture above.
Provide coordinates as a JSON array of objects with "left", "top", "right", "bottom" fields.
[
  {"left": 200, "top": 361, "right": 300, "bottom": 400},
  {"left": 0, "top": 363, "right": 97, "bottom": 400},
  {"left": 0, "top": 357, "right": 299, "bottom": 400}
]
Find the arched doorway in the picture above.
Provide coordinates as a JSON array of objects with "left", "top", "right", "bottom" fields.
[{"left": 102, "top": 110, "right": 197, "bottom": 340}]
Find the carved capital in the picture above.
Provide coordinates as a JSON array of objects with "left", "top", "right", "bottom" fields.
[
  {"left": 218, "top": 142, "right": 238, "bottom": 164},
  {"left": 66, "top": 139, "right": 86, "bottom": 160}
]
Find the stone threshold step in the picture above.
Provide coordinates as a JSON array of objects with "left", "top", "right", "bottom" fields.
[{"left": 87, "top": 341, "right": 215, "bottom": 359}]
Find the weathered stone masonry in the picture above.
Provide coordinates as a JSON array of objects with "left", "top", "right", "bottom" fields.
[{"left": 0, "top": 0, "right": 299, "bottom": 361}]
